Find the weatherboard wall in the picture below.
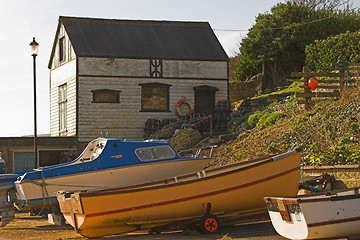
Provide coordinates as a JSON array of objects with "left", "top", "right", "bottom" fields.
[
  {"left": 49, "top": 55, "right": 228, "bottom": 141},
  {"left": 76, "top": 57, "right": 228, "bottom": 142},
  {"left": 49, "top": 23, "right": 78, "bottom": 138},
  {"left": 49, "top": 59, "right": 77, "bottom": 137},
  {"left": 78, "top": 57, "right": 227, "bottom": 79}
]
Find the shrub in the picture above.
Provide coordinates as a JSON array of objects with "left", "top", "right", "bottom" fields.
[
  {"left": 306, "top": 31, "right": 360, "bottom": 71},
  {"left": 309, "top": 144, "right": 360, "bottom": 165},
  {"left": 258, "top": 112, "right": 287, "bottom": 128},
  {"left": 245, "top": 111, "right": 267, "bottom": 130},
  {"left": 257, "top": 112, "right": 272, "bottom": 127},
  {"left": 227, "top": 115, "right": 249, "bottom": 132},
  {"left": 263, "top": 112, "right": 287, "bottom": 127}
]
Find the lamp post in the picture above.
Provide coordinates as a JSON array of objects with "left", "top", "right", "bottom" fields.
[{"left": 30, "top": 37, "right": 39, "bottom": 168}]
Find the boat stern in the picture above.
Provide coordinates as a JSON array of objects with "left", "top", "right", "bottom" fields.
[
  {"left": 56, "top": 191, "right": 85, "bottom": 230},
  {"left": 264, "top": 196, "right": 309, "bottom": 239}
]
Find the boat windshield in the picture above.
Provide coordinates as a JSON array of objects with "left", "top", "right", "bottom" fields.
[
  {"left": 135, "top": 145, "right": 175, "bottom": 162},
  {"left": 75, "top": 139, "right": 107, "bottom": 163}
]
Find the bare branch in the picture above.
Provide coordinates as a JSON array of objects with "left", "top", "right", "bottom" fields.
[{"left": 290, "top": 0, "right": 352, "bottom": 10}]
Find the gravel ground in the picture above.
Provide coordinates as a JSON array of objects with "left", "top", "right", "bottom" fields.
[
  {"left": 0, "top": 213, "right": 286, "bottom": 240},
  {"left": 1, "top": 213, "right": 350, "bottom": 240}
]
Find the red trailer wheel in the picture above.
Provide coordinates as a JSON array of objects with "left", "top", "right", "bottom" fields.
[{"left": 199, "top": 214, "right": 220, "bottom": 234}]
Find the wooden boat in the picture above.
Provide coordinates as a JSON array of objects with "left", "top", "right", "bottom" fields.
[
  {"left": 57, "top": 147, "right": 302, "bottom": 238},
  {"left": 264, "top": 187, "right": 360, "bottom": 239},
  {"left": 13, "top": 138, "right": 211, "bottom": 211}
]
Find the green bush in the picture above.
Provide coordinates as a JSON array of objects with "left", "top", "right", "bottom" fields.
[
  {"left": 258, "top": 112, "right": 287, "bottom": 128},
  {"left": 350, "top": 122, "right": 359, "bottom": 131},
  {"left": 227, "top": 115, "right": 249, "bottom": 131},
  {"left": 295, "top": 116, "right": 308, "bottom": 125},
  {"left": 306, "top": 31, "right": 360, "bottom": 71},
  {"left": 257, "top": 112, "right": 272, "bottom": 127},
  {"left": 244, "top": 111, "right": 287, "bottom": 130},
  {"left": 234, "top": 2, "right": 360, "bottom": 87},
  {"left": 265, "top": 112, "right": 287, "bottom": 127},
  {"left": 245, "top": 111, "right": 267, "bottom": 130},
  {"left": 309, "top": 144, "right": 360, "bottom": 165}
]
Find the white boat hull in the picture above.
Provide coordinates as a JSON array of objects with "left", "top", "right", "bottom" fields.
[
  {"left": 15, "top": 158, "right": 210, "bottom": 210},
  {"left": 265, "top": 187, "right": 360, "bottom": 239}
]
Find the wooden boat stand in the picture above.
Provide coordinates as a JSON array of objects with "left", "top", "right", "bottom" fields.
[
  {"left": 148, "top": 202, "right": 268, "bottom": 235},
  {"left": 148, "top": 202, "right": 219, "bottom": 234}
]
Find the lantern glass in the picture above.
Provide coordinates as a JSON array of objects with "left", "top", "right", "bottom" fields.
[{"left": 30, "top": 37, "right": 39, "bottom": 56}]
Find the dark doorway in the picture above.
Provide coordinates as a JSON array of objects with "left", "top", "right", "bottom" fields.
[
  {"left": 13, "top": 152, "right": 35, "bottom": 172},
  {"left": 193, "top": 85, "right": 219, "bottom": 117},
  {"left": 39, "top": 150, "right": 77, "bottom": 167}
]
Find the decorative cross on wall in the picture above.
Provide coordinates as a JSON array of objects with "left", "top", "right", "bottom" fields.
[{"left": 150, "top": 59, "right": 162, "bottom": 78}]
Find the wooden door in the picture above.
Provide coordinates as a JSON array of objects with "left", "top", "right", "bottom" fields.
[{"left": 193, "top": 85, "right": 219, "bottom": 116}]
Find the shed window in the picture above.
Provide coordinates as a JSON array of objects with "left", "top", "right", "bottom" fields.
[
  {"left": 59, "top": 37, "right": 65, "bottom": 62},
  {"left": 140, "top": 83, "right": 170, "bottom": 112},
  {"left": 92, "top": 89, "right": 120, "bottom": 103}
]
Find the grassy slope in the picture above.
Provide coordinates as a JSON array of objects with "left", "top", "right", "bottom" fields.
[{"left": 209, "top": 85, "right": 360, "bottom": 167}]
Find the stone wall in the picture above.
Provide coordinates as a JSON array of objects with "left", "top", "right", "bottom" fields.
[
  {"left": 229, "top": 74, "right": 263, "bottom": 102},
  {"left": 303, "top": 165, "right": 360, "bottom": 188}
]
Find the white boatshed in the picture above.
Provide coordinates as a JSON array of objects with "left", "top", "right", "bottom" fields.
[{"left": 48, "top": 16, "right": 229, "bottom": 142}]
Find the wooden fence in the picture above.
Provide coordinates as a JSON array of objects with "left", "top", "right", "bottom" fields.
[
  {"left": 288, "top": 62, "right": 359, "bottom": 110},
  {"left": 303, "top": 165, "right": 360, "bottom": 188}
]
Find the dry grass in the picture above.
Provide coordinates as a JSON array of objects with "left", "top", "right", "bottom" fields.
[{"left": 209, "top": 84, "right": 360, "bottom": 167}]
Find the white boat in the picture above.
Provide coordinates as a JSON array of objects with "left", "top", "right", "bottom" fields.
[
  {"left": 264, "top": 187, "right": 360, "bottom": 239},
  {"left": 13, "top": 138, "right": 211, "bottom": 211}
]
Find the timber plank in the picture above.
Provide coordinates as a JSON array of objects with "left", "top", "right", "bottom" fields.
[
  {"left": 315, "top": 85, "right": 341, "bottom": 90},
  {"left": 299, "top": 85, "right": 340, "bottom": 89},
  {"left": 296, "top": 99, "right": 328, "bottom": 104},
  {"left": 295, "top": 92, "right": 340, "bottom": 98},
  {"left": 291, "top": 72, "right": 345, "bottom": 77},
  {"left": 288, "top": 79, "right": 343, "bottom": 84}
]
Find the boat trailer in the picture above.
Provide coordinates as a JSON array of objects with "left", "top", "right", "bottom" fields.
[{"left": 0, "top": 174, "right": 18, "bottom": 227}]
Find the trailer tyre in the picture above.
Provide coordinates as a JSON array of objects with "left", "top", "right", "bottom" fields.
[
  {"left": 199, "top": 213, "right": 220, "bottom": 234},
  {"left": 148, "top": 227, "right": 162, "bottom": 234}
]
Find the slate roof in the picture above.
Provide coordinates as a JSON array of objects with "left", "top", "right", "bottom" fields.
[{"left": 49, "top": 16, "right": 228, "bottom": 67}]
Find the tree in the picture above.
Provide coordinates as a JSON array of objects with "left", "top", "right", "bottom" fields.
[
  {"left": 290, "top": 0, "right": 352, "bottom": 10},
  {"left": 306, "top": 31, "right": 360, "bottom": 71},
  {"left": 233, "top": 2, "right": 360, "bottom": 89}
]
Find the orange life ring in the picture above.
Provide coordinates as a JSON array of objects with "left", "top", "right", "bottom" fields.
[{"left": 175, "top": 97, "right": 194, "bottom": 116}]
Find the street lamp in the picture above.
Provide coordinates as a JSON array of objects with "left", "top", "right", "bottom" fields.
[{"left": 30, "top": 37, "right": 39, "bottom": 168}]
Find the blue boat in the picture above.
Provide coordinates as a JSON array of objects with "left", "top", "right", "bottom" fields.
[{"left": 11, "top": 138, "right": 211, "bottom": 212}]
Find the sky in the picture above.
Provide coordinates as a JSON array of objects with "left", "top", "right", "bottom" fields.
[{"left": 0, "top": 0, "right": 359, "bottom": 137}]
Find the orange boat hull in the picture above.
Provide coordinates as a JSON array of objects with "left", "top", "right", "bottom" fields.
[{"left": 57, "top": 148, "right": 302, "bottom": 238}]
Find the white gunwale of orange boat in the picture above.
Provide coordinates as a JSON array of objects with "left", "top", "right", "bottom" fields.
[{"left": 83, "top": 148, "right": 300, "bottom": 197}]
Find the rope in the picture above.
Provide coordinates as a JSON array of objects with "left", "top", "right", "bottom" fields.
[
  {"left": 18, "top": 177, "right": 119, "bottom": 213},
  {"left": 169, "top": 116, "right": 212, "bottom": 152},
  {"left": 299, "top": 182, "right": 329, "bottom": 192},
  {"left": 21, "top": 179, "right": 110, "bottom": 189},
  {"left": 38, "top": 167, "right": 56, "bottom": 215}
]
